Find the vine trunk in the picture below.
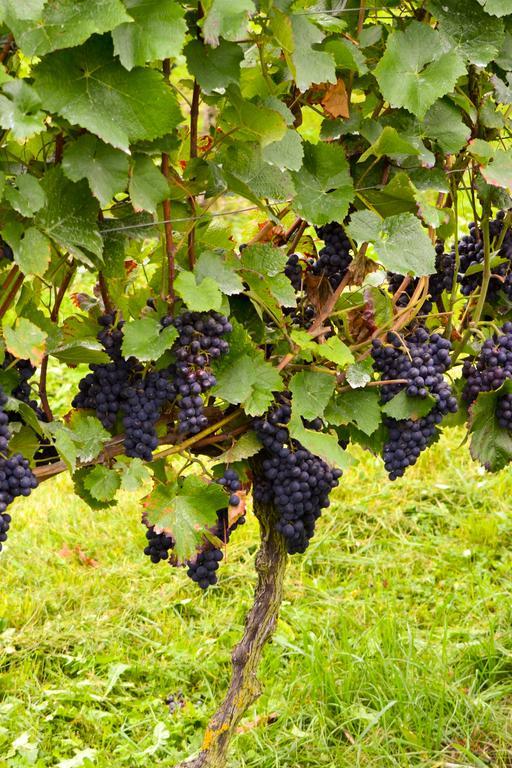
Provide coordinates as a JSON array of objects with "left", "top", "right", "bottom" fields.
[{"left": 175, "top": 497, "right": 288, "bottom": 768}]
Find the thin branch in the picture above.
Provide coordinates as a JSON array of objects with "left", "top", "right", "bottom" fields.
[
  {"left": 39, "top": 263, "right": 76, "bottom": 421},
  {"left": 98, "top": 272, "right": 114, "bottom": 315},
  {"left": 0, "top": 272, "right": 23, "bottom": 320},
  {"left": 0, "top": 33, "right": 13, "bottom": 64},
  {"left": 0, "top": 264, "right": 19, "bottom": 294},
  {"left": 287, "top": 220, "right": 307, "bottom": 256}
]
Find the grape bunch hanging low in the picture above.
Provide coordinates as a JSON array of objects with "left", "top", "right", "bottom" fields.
[
  {"left": 462, "top": 322, "right": 512, "bottom": 428},
  {"left": 253, "top": 399, "right": 342, "bottom": 554},
  {"left": 0, "top": 387, "right": 38, "bottom": 552},
  {"left": 143, "top": 467, "right": 245, "bottom": 590},
  {"left": 372, "top": 329, "right": 457, "bottom": 480}
]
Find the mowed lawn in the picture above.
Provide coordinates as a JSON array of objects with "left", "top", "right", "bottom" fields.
[{"left": 1, "top": 432, "right": 512, "bottom": 768}]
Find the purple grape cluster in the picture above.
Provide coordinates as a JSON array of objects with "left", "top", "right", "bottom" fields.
[
  {"left": 186, "top": 506, "right": 246, "bottom": 590},
  {"left": 457, "top": 210, "right": 512, "bottom": 301},
  {"left": 372, "top": 329, "right": 457, "bottom": 480},
  {"left": 123, "top": 369, "right": 175, "bottom": 461},
  {"left": 312, "top": 222, "right": 353, "bottom": 289},
  {"left": 285, "top": 253, "right": 303, "bottom": 291},
  {"left": 253, "top": 400, "right": 342, "bottom": 554},
  {"left": 144, "top": 527, "right": 175, "bottom": 564},
  {"left": 162, "top": 311, "right": 232, "bottom": 435},
  {"left": 462, "top": 322, "right": 512, "bottom": 402},
  {"left": 0, "top": 390, "right": 38, "bottom": 552}
]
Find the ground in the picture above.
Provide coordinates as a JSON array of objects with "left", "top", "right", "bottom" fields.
[{"left": 1, "top": 432, "right": 512, "bottom": 768}]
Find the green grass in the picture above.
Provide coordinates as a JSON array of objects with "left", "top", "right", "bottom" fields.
[{"left": 1, "top": 432, "right": 512, "bottom": 768}]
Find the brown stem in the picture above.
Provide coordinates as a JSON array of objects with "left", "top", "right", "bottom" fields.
[
  {"left": 54, "top": 133, "right": 65, "bottom": 164},
  {"left": 1, "top": 264, "right": 19, "bottom": 294},
  {"left": 98, "top": 272, "right": 114, "bottom": 315},
  {"left": 247, "top": 205, "right": 291, "bottom": 246},
  {"left": 174, "top": 495, "right": 288, "bottom": 768},
  {"left": 0, "top": 272, "right": 23, "bottom": 320},
  {"left": 287, "top": 220, "right": 307, "bottom": 255},
  {"left": 39, "top": 264, "right": 76, "bottom": 421}
]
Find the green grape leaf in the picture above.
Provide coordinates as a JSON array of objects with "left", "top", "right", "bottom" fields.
[
  {"left": 121, "top": 317, "right": 177, "bottom": 362},
  {"left": 2, "top": 0, "right": 131, "bottom": 56},
  {"left": 68, "top": 412, "right": 111, "bottom": 463},
  {"left": 0, "top": 80, "right": 45, "bottom": 139},
  {"left": 289, "top": 371, "right": 336, "bottom": 421},
  {"left": 290, "top": 15, "right": 336, "bottom": 91},
  {"left": 83, "top": 465, "right": 121, "bottom": 502},
  {"left": 13, "top": 227, "right": 51, "bottom": 277},
  {"left": 129, "top": 155, "right": 169, "bottom": 213},
  {"left": 185, "top": 39, "right": 243, "bottom": 94},
  {"left": 34, "top": 37, "right": 183, "bottom": 153},
  {"left": 323, "top": 37, "right": 368, "bottom": 74},
  {"left": 423, "top": 99, "right": 471, "bottom": 154},
  {"left": 174, "top": 271, "right": 223, "bottom": 312},
  {"left": 62, "top": 135, "right": 129, "bottom": 207},
  {"left": 222, "top": 143, "right": 295, "bottom": 202},
  {"left": 359, "top": 126, "right": 420, "bottom": 162},
  {"left": 213, "top": 321, "right": 284, "bottom": 415},
  {"left": 346, "top": 359, "right": 374, "bottom": 389},
  {"left": 46, "top": 422, "right": 80, "bottom": 473},
  {"left": 374, "top": 20, "right": 465, "bottom": 118},
  {"left": 317, "top": 337, "right": 355, "bottom": 368},
  {"left": 5, "top": 174, "right": 46, "bottom": 217},
  {"left": 480, "top": 149, "right": 512, "bottom": 192},
  {"left": 3, "top": 318, "right": 47, "bottom": 365},
  {"left": 347, "top": 211, "right": 436, "bottom": 276},
  {"left": 73, "top": 467, "right": 117, "bottom": 510},
  {"left": 292, "top": 141, "right": 354, "bottom": 226},
  {"left": 469, "top": 387, "right": 512, "bottom": 471},
  {"left": 429, "top": 0, "right": 505, "bottom": 66},
  {"left": 477, "top": 0, "right": 512, "bottom": 15},
  {"left": 35, "top": 168, "right": 103, "bottom": 262},
  {"left": 202, "top": 0, "right": 255, "bottom": 46},
  {"left": 240, "top": 244, "right": 287, "bottom": 275},
  {"left": 325, "top": 389, "right": 381, "bottom": 436},
  {"left": 288, "top": 411, "right": 352, "bottom": 469},
  {"left": 118, "top": 457, "right": 153, "bottom": 492},
  {"left": 381, "top": 390, "right": 436, "bottom": 420},
  {"left": 143, "top": 475, "right": 227, "bottom": 562},
  {"left": 195, "top": 251, "right": 244, "bottom": 296},
  {"left": 112, "top": 0, "right": 187, "bottom": 70},
  {"left": 211, "top": 430, "right": 262, "bottom": 465},
  {"left": 262, "top": 130, "right": 304, "bottom": 172},
  {"left": 227, "top": 87, "right": 287, "bottom": 147}
]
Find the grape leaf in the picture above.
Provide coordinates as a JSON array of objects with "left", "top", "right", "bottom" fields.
[
  {"left": 423, "top": 99, "right": 470, "bottom": 154},
  {"left": 262, "top": 129, "right": 304, "bottom": 172},
  {"left": 121, "top": 317, "right": 178, "bottom": 362},
  {"left": 62, "top": 135, "right": 129, "bottom": 207},
  {"left": 429, "top": 0, "right": 505, "bottom": 66},
  {"left": 477, "top": 0, "right": 512, "bottom": 15},
  {"left": 112, "top": 0, "right": 187, "bottom": 71},
  {"left": 227, "top": 87, "right": 287, "bottom": 147},
  {"left": 381, "top": 390, "right": 436, "bottom": 420},
  {"left": 317, "top": 337, "right": 355, "bottom": 368},
  {"left": 68, "top": 413, "right": 110, "bottom": 463},
  {"left": 347, "top": 211, "right": 436, "bottom": 276},
  {"left": 2, "top": 0, "right": 131, "bottom": 56},
  {"left": 118, "top": 458, "right": 152, "bottom": 492},
  {"left": 374, "top": 21, "right": 465, "bottom": 118},
  {"left": 83, "top": 465, "right": 121, "bottom": 502},
  {"left": 480, "top": 150, "right": 512, "bottom": 192},
  {"left": 73, "top": 467, "right": 117, "bottom": 510},
  {"left": 359, "top": 126, "right": 420, "bottom": 162},
  {"left": 288, "top": 411, "right": 352, "bottom": 469},
  {"left": 201, "top": 0, "right": 255, "bottom": 46},
  {"left": 0, "top": 80, "right": 45, "bottom": 140},
  {"left": 469, "top": 387, "right": 512, "bottom": 471},
  {"left": 46, "top": 422, "right": 80, "bottom": 473},
  {"left": 129, "top": 155, "right": 169, "bottom": 213},
  {"left": 292, "top": 141, "right": 354, "bottom": 226},
  {"left": 222, "top": 143, "right": 295, "bottom": 202},
  {"left": 289, "top": 371, "right": 336, "bottom": 421},
  {"left": 35, "top": 168, "right": 103, "bottom": 262},
  {"left": 185, "top": 39, "right": 243, "bottom": 94},
  {"left": 174, "top": 271, "right": 223, "bottom": 312},
  {"left": 13, "top": 227, "right": 51, "bottom": 277},
  {"left": 143, "top": 475, "right": 227, "bottom": 562},
  {"left": 4, "top": 319, "right": 47, "bottom": 365},
  {"left": 34, "top": 37, "right": 183, "bottom": 153},
  {"left": 6, "top": 174, "right": 46, "bottom": 217},
  {"left": 195, "top": 251, "right": 244, "bottom": 296},
  {"left": 346, "top": 359, "right": 374, "bottom": 388},
  {"left": 290, "top": 15, "right": 336, "bottom": 92},
  {"left": 211, "top": 430, "right": 262, "bottom": 465},
  {"left": 325, "top": 389, "right": 381, "bottom": 436}
]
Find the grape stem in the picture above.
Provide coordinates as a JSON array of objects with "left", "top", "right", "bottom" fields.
[{"left": 174, "top": 493, "right": 288, "bottom": 768}]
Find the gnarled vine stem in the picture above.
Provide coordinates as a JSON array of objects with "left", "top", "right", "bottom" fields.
[{"left": 175, "top": 492, "right": 288, "bottom": 768}]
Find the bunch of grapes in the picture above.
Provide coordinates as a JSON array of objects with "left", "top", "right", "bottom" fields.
[
  {"left": 73, "top": 314, "right": 134, "bottom": 430},
  {"left": 143, "top": 527, "right": 175, "bottom": 564},
  {"left": 457, "top": 210, "right": 512, "bottom": 301},
  {"left": 162, "top": 311, "right": 232, "bottom": 435},
  {"left": 372, "top": 329, "right": 457, "bottom": 480},
  {"left": 186, "top": 504, "right": 246, "bottom": 590},
  {"left": 253, "top": 400, "right": 342, "bottom": 554},
  {"left": 462, "top": 322, "right": 512, "bottom": 431},
  {"left": 312, "top": 222, "right": 353, "bottom": 289},
  {"left": 285, "top": 253, "right": 303, "bottom": 291},
  {"left": 388, "top": 243, "right": 455, "bottom": 312},
  {"left": 0, "top": 388, "right": 38, "bottom": 552},
  {"left": 123, "top": 369, "right": 175, "bottom": 461}
]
